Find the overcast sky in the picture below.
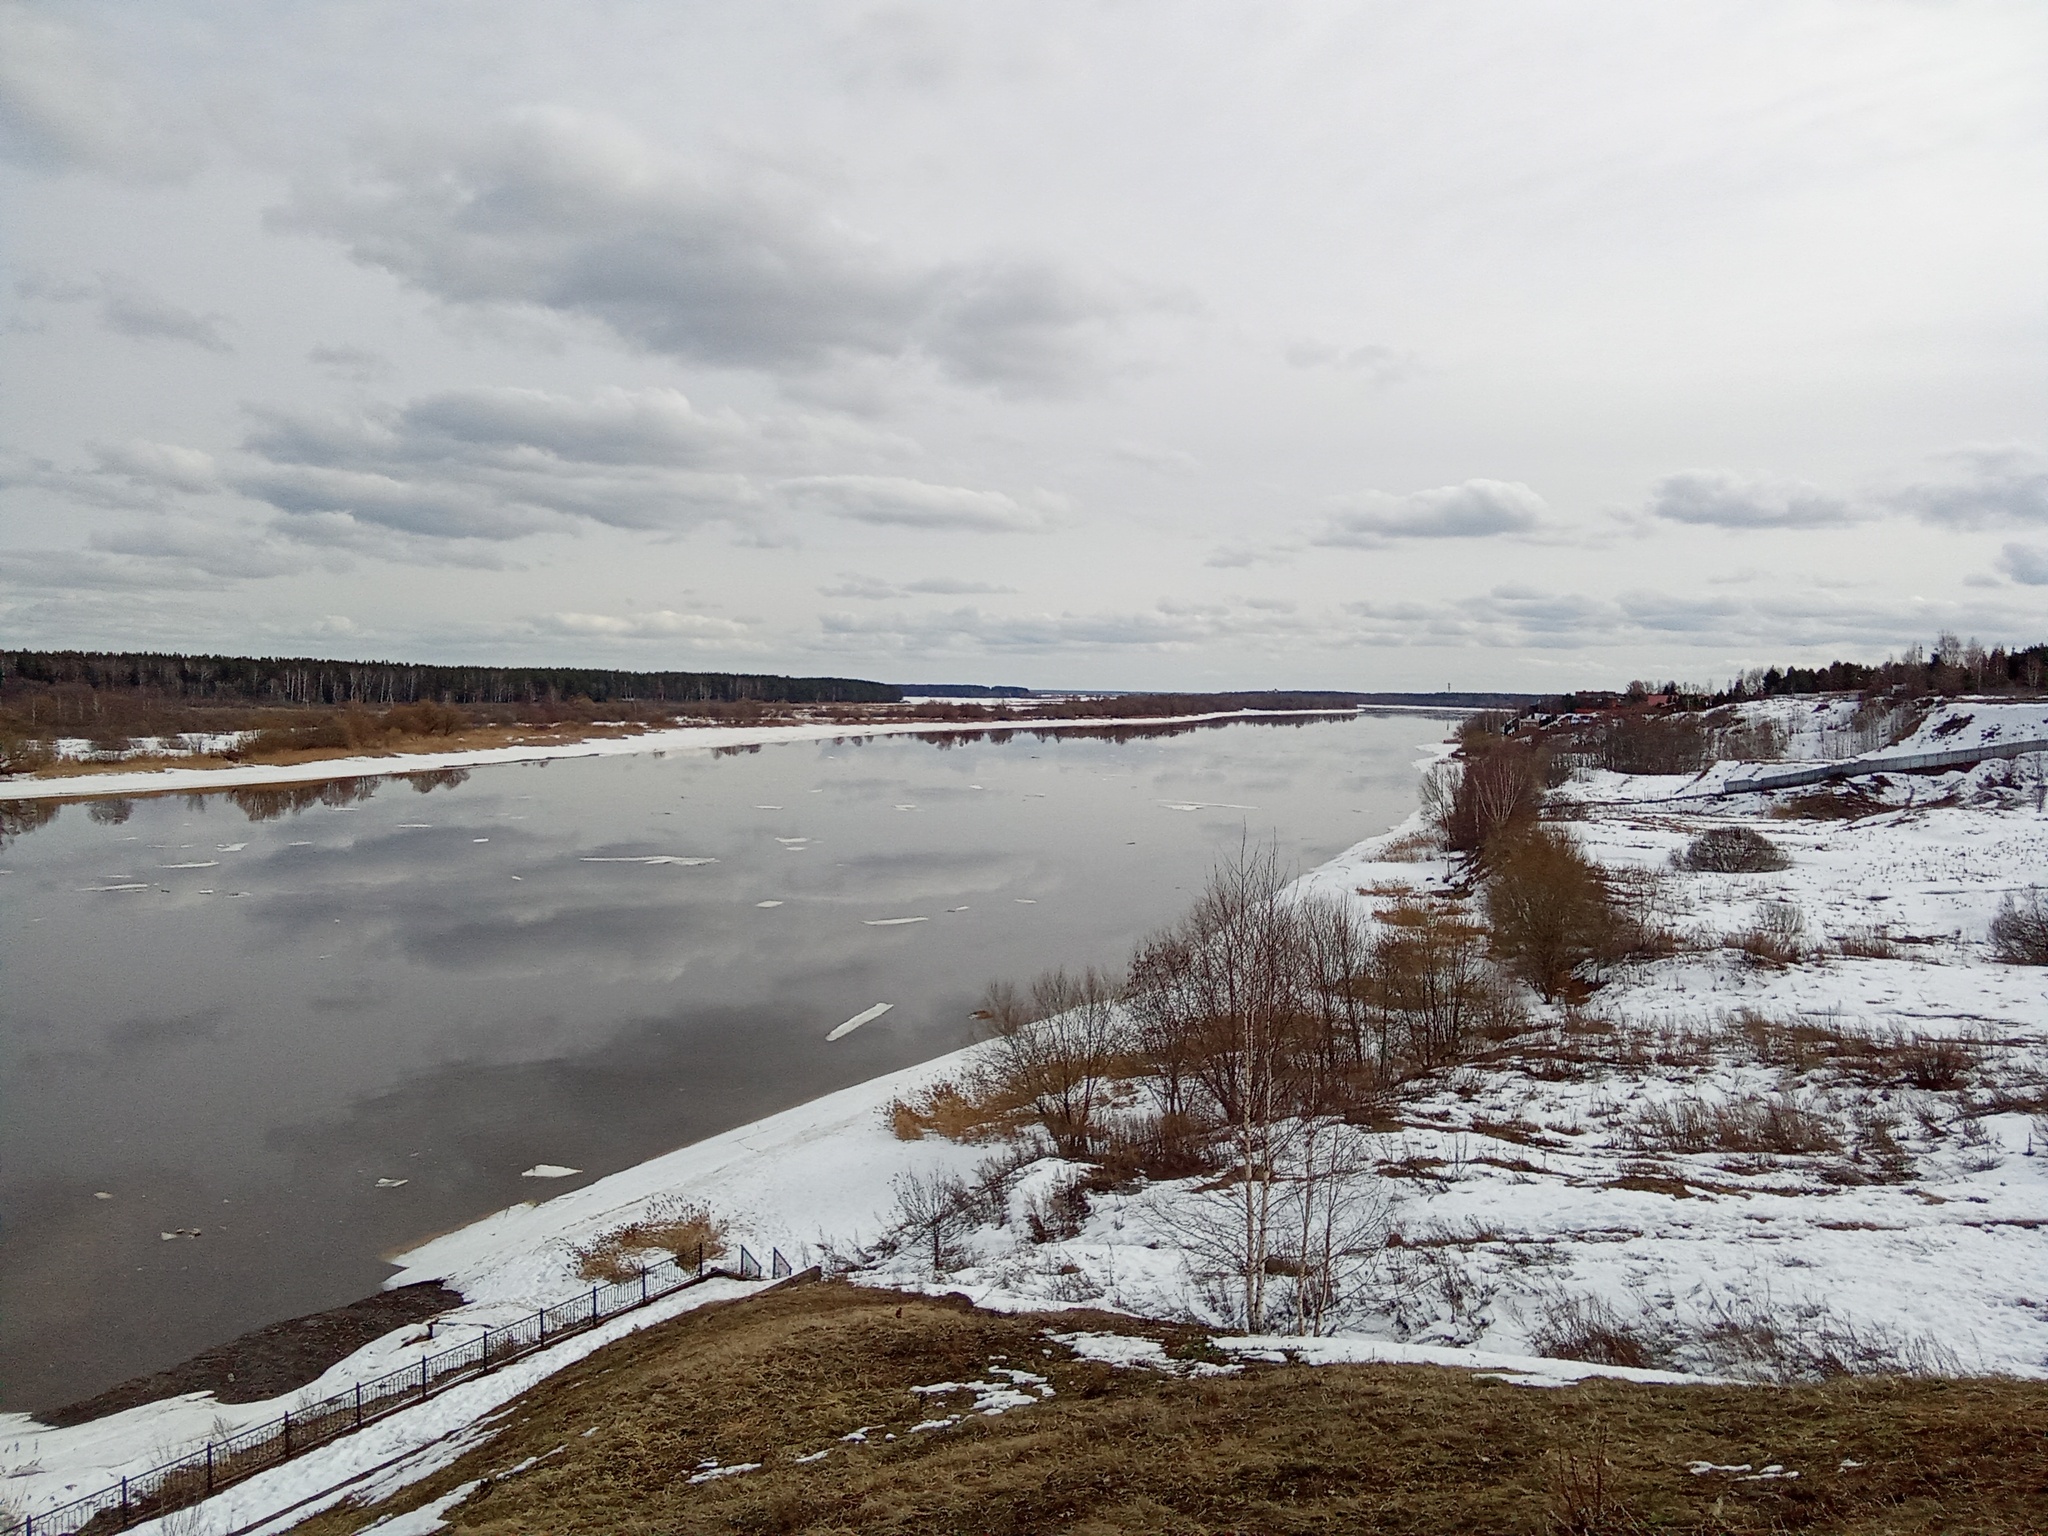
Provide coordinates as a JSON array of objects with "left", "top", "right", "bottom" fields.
[{"left": 3, "top": 1, "right": 2044, "bottom": 690}]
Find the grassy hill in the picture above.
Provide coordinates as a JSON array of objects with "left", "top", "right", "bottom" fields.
[{"left": 286, "top": 1279, "right": 2047, "bottom": 1536}]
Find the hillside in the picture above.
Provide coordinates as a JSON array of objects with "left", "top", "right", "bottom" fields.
[{"left": 281, "top": 1279, "right": 2048, "bottom": 1535}]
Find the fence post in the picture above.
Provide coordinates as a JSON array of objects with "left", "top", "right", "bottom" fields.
[
  {"left": 537, "top": 1305, "right": 545, "bottom": 1345},
  {"left": 640, "top": 1265, "right": 648, "bottom": 1303},
  {"left": 283, "top": 1410, "right": 292, "bottom": 1457},
  {"left": 355, "top": 1382, "right": 363, "bottom": 1429},
  {"left": 120, "top": 1476, "right": 129, "bottom": 1521},
  {"left": 590, "top": 1286, "right": 599, "bottom": 1325},
  {"left": 481, "top": 1328, "right": 491, "bottom": 1372},
  {"left": 206, "top": 1441, "right": 214, "bottom": 1494},
  {"left": 420, "top": 1357, "right": 429, "bottom": 1399}
]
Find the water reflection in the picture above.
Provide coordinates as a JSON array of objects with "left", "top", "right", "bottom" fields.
[{"left": 0, "top": 712, "right": 1442, "bottom": 1410}]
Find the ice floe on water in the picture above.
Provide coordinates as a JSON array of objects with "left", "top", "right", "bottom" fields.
[
  {"left": 159, "top": 861, "right": 218, "bottom": 869},
  {"left": 862, "top": 916, "right": 928, "bottom": 926},
  {"left": 577, "top": 855, "right": 717, "bottom": 866},
  {"left": 520, "top": 1165, "right": 582, "bottom": 1180},
  {"left": 755, "top": 899, "right": 785, "bottom": 908},
  {"left": 828, "top": 1003, "right": 893, "bottom": 1041}
]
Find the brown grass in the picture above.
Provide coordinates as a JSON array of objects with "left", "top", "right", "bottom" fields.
[
  {"left": 1621, "top": 1091, "right": 1842, "bottom": 1156},
  {"left": 881, "top": 1078, "right": 1024, "bottom": 1143},
  {"left": 282, "top": 1280, "right": 2048, "bottom": 1536},
  {"left": 570, "top": 1200, "right": 728, "bottom": 1285}
]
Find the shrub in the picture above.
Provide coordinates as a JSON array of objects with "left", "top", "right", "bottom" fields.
[
  {"left": 1482, "top": 829, "right": 1620, "bottom": 1002},
  {"left": 979, "top": 968, "right": 1129, "bottom": 1157},
  {"left": 1989, "top": 888, "right": 2048, "bottom": 964},
  {"left": 1599, "top": 712, "right": 1708, "bottom": 775},
  {"left": 1675, "top": 826, "right": 1790, "bottom": 873},
  {"left": 1428, "top": 743, "right": 1545, "bottom": 853},
  {"left": 572, "top": 1199, "right": 728, "bottom": 1283},
  {"left": 884, "top": 1078, "right": 1023, "bottom": 1143},
  {"left": 1729, "top": 900, "right": 1806, "bottom": 966}
]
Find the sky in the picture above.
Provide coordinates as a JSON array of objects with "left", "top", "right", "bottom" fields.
[{"left": 2, "top": 1, "right": 2045, "bottom": 692}]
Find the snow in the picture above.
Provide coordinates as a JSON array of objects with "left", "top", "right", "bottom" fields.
[
  {"left": 0, "top": 710, "right": 1362, "bottom": 806},
  {"left": 12, "top": 1278, "right": 762, "bottom": 1536},
  {"left": 9, "top": 697, "right": 2044, "bottom": 1534}
]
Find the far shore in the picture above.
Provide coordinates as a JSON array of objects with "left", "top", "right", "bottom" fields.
[{"left": 0, "top": 706, "right": 1454, "bottom": 804}]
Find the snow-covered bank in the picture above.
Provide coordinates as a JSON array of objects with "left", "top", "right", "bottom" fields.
[
  {"left": 0, "top": 709, "right": 1365, "bottom": 804},
  {"left": 8, "top": 701, "right": 2046, "bottom": 1531}
]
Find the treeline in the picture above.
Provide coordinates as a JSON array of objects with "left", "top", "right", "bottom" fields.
[
  {"left": 1716, "top": 633, "right": 2047, "bottom": 702},
  {"left": 0, "top": 650, "right": 900, "bottom": 709}
]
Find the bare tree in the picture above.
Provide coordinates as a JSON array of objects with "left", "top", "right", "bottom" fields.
[{"left": 980, "top": 967, "right": 1128, "bottom": 1156}]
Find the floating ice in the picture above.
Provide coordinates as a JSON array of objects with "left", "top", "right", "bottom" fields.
[
  {"left": 579, "top": 856, "right": 718, "bottom": 866},
  {"left": 755, "top": 900, "right": 785, "bottom": 908},
  {"left": 395, "top": 823, "right": 432, "bottom": 830},
  {"left": 216, "top": 842, "right": 247, "bottom": 852},
  {"left": 473, "top": 838, "right": 489, "bottom": 843},
  {"left": 753, "top": 804, "right": 782, "bottom": 810},
  {"left": 376, "top": 1178, "right": 410, "bottom": 1189},
  {"left": 160, "top": 1228, "right": 201, "bottom": 1241},
  {"left": 827, "top": 1003, "right": 893, "bottom": 1041},
  {"left": 160, "top": 861, "right": 219, "bottom": 869},
  {"left": 521, "top": 1165, "right": 582, "bottom": 1179},
  {"left": 81, "top": 884, "right": 150, "bottom": 893},
  {"left": 894, "top": 804, "right": 918, "bottom": 811},
  {"left": 1014, "top": 898, "right": 1037, "bottom": 904},
  {"left": 862, "top": 917, "right": 929, "bottom": 926},
  {"left": 93, "top": 1191, "right": 113, "bottom": 1200}
]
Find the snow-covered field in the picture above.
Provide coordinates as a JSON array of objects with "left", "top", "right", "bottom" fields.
[{"left": 5, "top": 697, "right": 2044, "bottom": 1535}]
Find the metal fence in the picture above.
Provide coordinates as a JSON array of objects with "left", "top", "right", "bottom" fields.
[
  {"left": 1719, "top": 735, "right": 2048, "bottom": 796},
  {"left": 11, "top": 1243, "right": 795, "bottom": 1536}
]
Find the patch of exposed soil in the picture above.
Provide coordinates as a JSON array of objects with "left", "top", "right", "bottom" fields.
[{"left": 40, "top": 1282, "right": 461, "bottom": 1426}]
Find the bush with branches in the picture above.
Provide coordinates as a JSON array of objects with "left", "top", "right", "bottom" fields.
[
  {"left": 1676, "top": 825, "right": 1791, "bottom": 873},
  {"left": 1989, "top": 888, "right": 2048, "bottom": 964},
  {"left": 1482, "top": 828, "right": 1622, "bottom": 1001}
]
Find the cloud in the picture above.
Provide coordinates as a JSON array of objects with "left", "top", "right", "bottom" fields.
[
  {"left": 1646, "top": 469, "right": 1852, "bottom": 529},
  {"left": 782, "top": 475, "right": 1049, "bottom": 532},
  {"left": 820, "top": 601, "right": 1314, "bottom": 654},
  {"left": 229, "top": 386, "right": 795, "bottom": 543},
  {"left": 1316, "top": 478, "right": 1547, "bottom": 545},
  {"left": 0, "top": 7, "right": 191, "bottom": 178},
  {"left": 1898, "top": 446, "right": 2048, "bottom": 529},
  {"left": 93, "top": 440, "right": 221, "bottom": 494},
  {"left": 20, "top": 271, "right": 231, "bottom": 350},
  {"left": 1998, "top": 543, "right": 2048, "bottom": 585},
  {"left": 820, "top": 574, "right": 1019, "bottom": 599},
  {"left": 1283, "top": 340, "right": 1420, "bottom": 386},
  {"left": 277, "top": 109, "right": 1124, "bottom": 391},
  {"left": 534, "top": 609, "right": 750, "bottom": 641},
  {"left": 308, "top": 345, "right": 394, "bottom": 383}
]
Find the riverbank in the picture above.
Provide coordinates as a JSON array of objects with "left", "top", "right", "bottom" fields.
[
  {"left": 0, "top": 708, "right": 1380, "bottom": 804},
  {"left": 6, "top": 703, "right": 2043, "bottom": 1533}
]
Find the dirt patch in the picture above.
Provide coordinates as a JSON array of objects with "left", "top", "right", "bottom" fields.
[
  {"left": 40, "top": 1281, "right": 460, "bottom": 1426},
  {"left": 285, "top": 1280, "right": 2048, "bottom": 1536}
]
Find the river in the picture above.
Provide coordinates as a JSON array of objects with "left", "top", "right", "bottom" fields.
[{"left": 0, "top": 711, "right": 1444, "bottom": 1410}]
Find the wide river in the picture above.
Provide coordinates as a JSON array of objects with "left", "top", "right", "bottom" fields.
[{"left": 0, "top": 711, "right": 1442, "bottom": 1410}]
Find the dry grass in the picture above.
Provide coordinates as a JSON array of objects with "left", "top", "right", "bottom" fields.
[
  {"left": 882, "top": 1078, "right": 1025, "bottom": 1143},
  {"left": 283, "top": 1280, "right": 2048, "bottom": 1536},
  {"left": 1621, "top": 1091, "right": 1842, "bottom": 1156},
  {"left": 570, "top": 1200, "right": 728, "bottom": 1285}
]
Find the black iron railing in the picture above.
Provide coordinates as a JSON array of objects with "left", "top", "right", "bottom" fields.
[{"left": 9, "top": 1244, "right": 794, "bottom": 1536}]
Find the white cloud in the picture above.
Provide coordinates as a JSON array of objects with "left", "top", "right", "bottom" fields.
[
  {"left": 782, "top": 475, "right": 1049, "bottom": 532},
  {"left": 1899, "top": 446, "right": 2048, "bottom": 529},
  {"left": 821, "top": 574, "right": 1019, "bottom": 598},
  {"left": 536, "top": 609, "right": 750, "bottom": 641},
  {"left": 0, "top": 7, "right": 192, "bottom": 178},
  {"left": 1316, "top": 479, "right": 1547, "bottom": 545},
  {"left": 93, "top": 440, "right": 220, "bottom": 494},
  {"left": 1283, "top": 340, "right": 1420, "bottom": 386},
  {"left": 1646, "top": 469, "right": 1852, "bottom": 529},
  {"left": 20, "top": 272, "right": 232, "bottom": 351},
  {"left": 276, "top": 109, "right": 1125, "bottom": 392}
]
